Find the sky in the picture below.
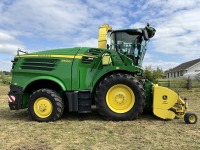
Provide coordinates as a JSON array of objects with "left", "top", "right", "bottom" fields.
[{"left": 0, "top": 0, "right": 200, "bottom": 71}]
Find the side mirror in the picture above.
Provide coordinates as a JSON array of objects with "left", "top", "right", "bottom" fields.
[
  {"left": 142, "top": 30, "right": 149, "bottom": 41},
  {"left": 145, "top": 25, "right": 156, "bottom": 38}
]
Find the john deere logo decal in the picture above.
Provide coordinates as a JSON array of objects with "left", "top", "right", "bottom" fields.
[{"left": 162, "top": 95, "right": 167, "bottom": 100}]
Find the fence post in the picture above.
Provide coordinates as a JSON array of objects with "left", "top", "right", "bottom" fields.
[
  {"left": 168, "top": 79, "right": 170, "bottom": 88},
  {"left": 187, "top": 77, "right": 192, "bottom": 90}
]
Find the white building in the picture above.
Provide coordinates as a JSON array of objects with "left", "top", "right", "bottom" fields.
[{"left": 166, "top": 58, "right": 200, "bottom": 78}]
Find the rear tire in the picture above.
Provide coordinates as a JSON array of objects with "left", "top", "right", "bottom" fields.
[
  {"left": 95, "top": 73, "right": 145, "bottom": 121},
  {"left": 28, "top": 89, "right": 64, "bottom": 122}
]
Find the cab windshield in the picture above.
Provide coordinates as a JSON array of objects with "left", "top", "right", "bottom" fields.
[{"left": 110, "top": 31, "right": 147, "bottom": 66}]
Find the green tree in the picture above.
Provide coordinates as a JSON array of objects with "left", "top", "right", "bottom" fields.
[
  {"left": 0, "top": 71, "right": 11, "bottom": 85},
  {"left": 3, "top": 71, "right": 11, "bottom": 75},
  {"left": 143, "top": 66, "right": 165, "bottom": 82}
]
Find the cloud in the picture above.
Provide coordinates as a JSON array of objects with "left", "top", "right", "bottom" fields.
[
  {"left": 0, "top": 0, "right": 142, "bottom": 44},
  {"left": 130, "top": 0, "right": 200, "bottom": 65},
  {"left": 0, "top": 0, "right": 200, "bottom": 71},
  {"left": 152, "top": 7, "right": 200, "bottom": 59},
  {"left": 0, "top": 0, "right": 92, "bottom": 41},
  {"left": 130, "top": 22, "right": 146, "bottom": 29},
  {"left": 75, "top": 38, "right": 98, "bottom": 48},
  {"left": 0, "top": 31, "right": 25, "bottom": 55},
  {"left": 143, "top": 60, "right": 180, "bottom": 71},
  {"left": 0, "top": 0, "right": 134, "bottom": 41},
  {"left": 0, "top": 59, "right": 12, "bottom": 71}
]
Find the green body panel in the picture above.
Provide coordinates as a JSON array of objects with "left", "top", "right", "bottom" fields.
[
  {"left": 91, "top": 66, "right": 142, "bottom": 89},
  {"left": 21, "top": 93, "right": 30, "bottom": 108},
  {"left": 70, "top": 48, "right": 143, "bottom": 90},
  {"left": 26, "top": 76, "right": 67, "bottom": 90},
  {"left": 11, "top": 47, "right": 143, "bottom": 107},
  {"left": 143, "top": 80, "right": 154, "bottom": 110},
  {"left": 12, "top": 47, "right": 81, "bottom": 90},
  {"left": 12, "top": 58, "right": 72, "bottom": 91},
  {"left": 70, "top": 47, "right": 103, "bottom": 90}
]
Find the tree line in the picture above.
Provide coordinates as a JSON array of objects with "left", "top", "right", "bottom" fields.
[
  {"left": 142, "top": 66, "right": 165, "bottom": 83},
  {"left": 0, "top": 71, "right": 11, "bottom": 85}
]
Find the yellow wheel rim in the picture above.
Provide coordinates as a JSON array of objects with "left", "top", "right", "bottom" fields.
[
  {"left": 189, "top": 115, "right": 196, "bottom": 123},
  {"left": 34, "top": 97, "right": 53, "bottom": 118},
  {"left": 106, "top": 84, "right": 135, "bottom": 113}
]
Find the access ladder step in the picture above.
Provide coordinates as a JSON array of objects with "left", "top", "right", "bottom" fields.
[{"left": 65, "top": 90, "right": 92, "bottom": 113}]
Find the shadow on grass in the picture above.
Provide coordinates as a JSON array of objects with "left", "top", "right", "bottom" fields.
[
  {"left": 62, "top": 109, "right": 104, "bottom": 121},
  {"left": 0, "top": 107, "right": 104, "bottom": 122},
  {"left": 0, "top": 107, "right": 183, "bottom": 124},
  {"left": 0, "top": 108, "right": 29, "bottom": 121}
]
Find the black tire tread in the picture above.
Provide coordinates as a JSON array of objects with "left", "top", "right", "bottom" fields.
[
  {"left": 28, "top": 88, "right": 64, "bottom": 122},
  {"left": 184, "top": 112, "right": 198, "bottom": 124},
  {"left": 95, "top": 73, "right": 145, "bottom": 121}
]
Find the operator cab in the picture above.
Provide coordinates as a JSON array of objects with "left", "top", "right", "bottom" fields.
[{"left": 110, "top": 29, "right": 147, "bottom": 66}]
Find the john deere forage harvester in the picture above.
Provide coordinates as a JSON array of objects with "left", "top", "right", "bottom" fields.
[{"left": 8, "top": 24, "right": 197, "bottom": 124}]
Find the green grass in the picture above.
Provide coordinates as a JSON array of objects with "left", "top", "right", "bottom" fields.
[{"left": 0, "top": 86, "right": 200, "bottom": 150}]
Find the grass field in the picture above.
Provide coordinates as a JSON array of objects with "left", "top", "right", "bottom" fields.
[{"left": 0, "top": 85, "right": 200, "bottom": 150}]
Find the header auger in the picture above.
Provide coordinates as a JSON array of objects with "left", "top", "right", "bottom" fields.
[{"left": 8, "top": 23, "right": 197, "bottom": 124}]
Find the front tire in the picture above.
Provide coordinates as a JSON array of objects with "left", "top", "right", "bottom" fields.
[
  {"left": 28, "top": 89, "right": 64, "bottom": 122},
  {"left": 184, "top": 112, "right": 198, "bottom": 124},
  {"left": 95, "top": 73, "right": 145, "bottom": 121}
]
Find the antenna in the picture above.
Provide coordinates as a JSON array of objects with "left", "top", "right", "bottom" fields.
[{"left": 17, "top": 48, "right": 28, "bottom": 55}]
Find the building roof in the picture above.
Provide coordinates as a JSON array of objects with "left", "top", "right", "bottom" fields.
[{"left": 170, "top": 58, "right": 200, "bottom": 72}]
